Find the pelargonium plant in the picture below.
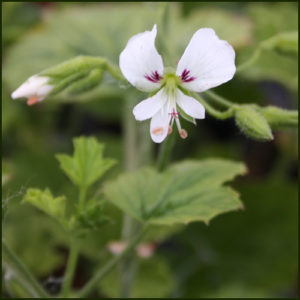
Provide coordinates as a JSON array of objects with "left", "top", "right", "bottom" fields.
[{"left": 4, "top": 7, "right": 298, "bottom": 298}]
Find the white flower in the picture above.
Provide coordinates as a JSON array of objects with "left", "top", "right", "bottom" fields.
[
  {"left": 11, "top": 75, "right": 54, "bottom": 106},
  {"left": 120, "top": 25, "right": 236, "bottom": 143}
]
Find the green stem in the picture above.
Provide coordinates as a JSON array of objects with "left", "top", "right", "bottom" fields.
[
  {"left": 2, "top": 239, "right": 49, "bottom": 298},
  {"left": 61, "top": 238, "right": 79, "bottom": 297},
  {"left": 106, "top": 62, "right": 127, "bottom": 84},
  {"left": 204, "top": 90, "right": 234, "bottom": 108},
  {"left": 3, "top": 269, "right": 32, "bottom": 298},
  {"left": 77, "top": 225, "right": 148, "bottom": 298},
  {"left": 119, "top": 216, "right": 139, "bottom": 298},
  {"left": 157, "top": 131, "right": 176, "bottom": 172},
  {"left": 192, "top": 93, "right": 236, "bottom": 120},
  {"left": 78, "top": 185, "right": 87, "bottom": 209},
  {"left": 61, "top": 183, "right": 87, "bottom": 297},
  {"left": 236, "top": 47, "right": 262, "bottom": 74},
  {"left": 119, "top": 93, "right": 140, "bottom": 298}
]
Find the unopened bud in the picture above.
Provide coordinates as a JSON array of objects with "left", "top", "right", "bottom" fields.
[
  {"left": 235, "top": 106, "right": 273, "bottom": 141},
  {"left": 67, "top": 69, "right": 104, "bottom": 95},
  {"left": 179, "top": 129, "right": 188, "bottom": 139},
  {"left": 261, "top": 32, "right": 298, "bottom": 56},
  {"left": 136, "top": 243, "right": 156, "bottom": 258},
  {"left": 42, "top": 56, "right": 107, "bottom": 78},
  {"left": 261, "top": 106, "right": 298, "bottom": 128},
  {"left": 107, "top": 241, "right": 127, "bottom": 255},
  {"left": 11, "top": 75, "right": 54, "bottom": 104}
]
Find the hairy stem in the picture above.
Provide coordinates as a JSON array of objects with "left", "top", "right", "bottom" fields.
[
  {"left": 106, "top": 62, "right": 127, "bottom": 84},
  {"left": 77, "top": 225, "right": 148, "bottom": 298},
  {"left": 236, "top": 47, "right": 262, "bottom": 74},
  {"left": 61, "top": 239, "right": 79, "bottom": 297},
  {"left": 192, "top": 93, "right": 235, "bottom": 120},
  {"left": 61, "top": 183, "right": 87, "bottom": 297},
  {"left": 78, "top": 185, "right": 87, "bottom": 209},
  {"left": 204, "top": 90, "right": 234, "bottom": 108},
  {"left": 2, "top": 239, "right": 49, "bottom": 298},
  {"left": 119, "top": 93, "right": 140, "bottom": 298}
]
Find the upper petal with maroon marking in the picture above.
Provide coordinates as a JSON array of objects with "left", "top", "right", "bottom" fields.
[
  {"left": 119, "top": 24, "right": 164, "bottom": 92},
  {"left": 176, "top": 28, "right": 236, "bottom": 92}
]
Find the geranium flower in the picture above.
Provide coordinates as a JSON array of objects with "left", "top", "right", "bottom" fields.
[
  {"left": 120, "top": 25, "right": 236, "bottom": 143},
  {"left": 11, "top": 75, "right": 54, "bottom": 106}
]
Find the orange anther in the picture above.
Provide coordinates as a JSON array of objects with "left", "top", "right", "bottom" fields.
[
  {"left": 179, "top": 129, "right": 188, "bottom": 139},
  {"left": 168, "top": 126, "right": 173, "bottom": 135}
]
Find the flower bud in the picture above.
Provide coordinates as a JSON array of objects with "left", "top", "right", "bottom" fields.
[
  {"left": 261, "top": 32, "right": 298, "bottom": 56},
  {"left": 67, "top": 69, "right": 104, "bottom": 95},
  {"left": 11, "top": 75, "right": 54, "bottom": 105},
  {"left": 42, "top": 56, "right": 107, "bottom": 78},
  {"left": 261, "top": 106, "right": 298, "bottom": 128},
  {"left": 235, "top": 106, "right": 273, "bottom": 141}
]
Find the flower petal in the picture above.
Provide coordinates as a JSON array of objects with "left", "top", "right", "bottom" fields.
[
  {"left": 11, "top": 75, "right": 52, "bottom": 101},
  {"left": 176, "top": 28, "right": 236, "bottom": 92},
  {"left": 119, "top": 24, "right": 164, "bottom": 92},
  {"left": 176, "top": 90, "right": 205, "bottom": 119},
  {"left": 150, "top": 103, "right": 171, "bottom": 143},
  {"left": 133, "top": 89, "right": 167, "bottom": 121}
]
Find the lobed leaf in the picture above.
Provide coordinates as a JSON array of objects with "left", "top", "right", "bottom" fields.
[
  {"left": 22, "top": 188, "right": 66, "bottom": 224},
  {"left": 56, "top": 136, "right": 116, "bottom": 188},
  {"left": 105, "top": 159, "right": 246, "bottom": 225}
]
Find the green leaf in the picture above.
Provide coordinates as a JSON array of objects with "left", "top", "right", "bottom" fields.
[
  {"left": 56, "top": 136, "right": 116, "bottom": 188},
  {"left": 105, "top": 159, "right": 246, "bottom": 225},
  {"left": 22, "top": 188, "right": 66, "bottom": 224}
]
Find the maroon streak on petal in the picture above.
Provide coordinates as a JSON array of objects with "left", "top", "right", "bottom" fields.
[
  {"left": 144, "top": 71, "right": 163, "bottom": 83},
  {"left": 181, "top": 69, "right": 195, "bottom": 82}
]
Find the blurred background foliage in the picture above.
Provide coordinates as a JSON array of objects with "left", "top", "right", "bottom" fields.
[{"left": 2, "top": 2, "right": 298, "bottom": 298}]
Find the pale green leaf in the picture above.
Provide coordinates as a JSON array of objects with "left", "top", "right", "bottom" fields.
[
  {"left": 22, "top": 188, "right": 66, "bottom": 224},
  {"left": 105, "top": 159, "right": 246, "bottom": 225},
  {"left": 56, "top": 136, "right": 116, "bottom": 188}
]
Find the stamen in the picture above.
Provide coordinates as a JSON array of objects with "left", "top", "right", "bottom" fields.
[
  {"left": 168, "top": 126, "right": 173, "bottom": 135},
  {"left": 152, "top": 127, "right": 164, "bottom": 135},
  {"left": 179, "top": 129, "right": 188, "bottom": 139},
  {"left": 27, "top": 96, "right": 39, "bottom": 106},
  {"left": 175, "top": 116, "right": 182, "bottom": 131}
]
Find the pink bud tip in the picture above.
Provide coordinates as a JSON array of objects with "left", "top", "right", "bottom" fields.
[{"left": 27, "top": 96, "right": 39, "bottom": 106}]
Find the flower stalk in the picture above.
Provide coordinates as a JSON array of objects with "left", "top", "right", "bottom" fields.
[
  {"left": 61, "top": 239, "right": 79, "bottom": 298},
  {"left": 77, "top": 224, "right": 148, "bottom": 298},
  {"left": 2, "top": 239, "right": 49, "bottom": 298}
]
